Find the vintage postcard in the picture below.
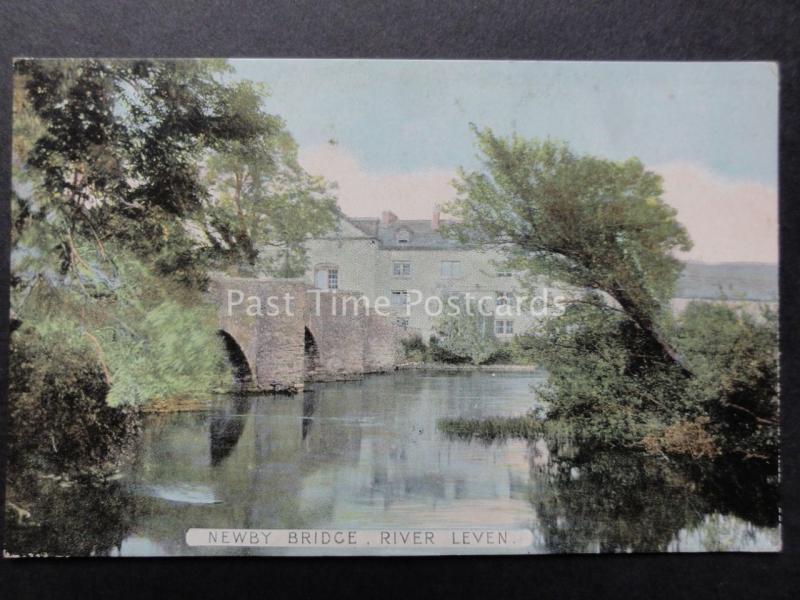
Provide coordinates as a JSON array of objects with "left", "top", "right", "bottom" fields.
[{"left": 5, "top": 59, "right": 779, "bottom": 556}]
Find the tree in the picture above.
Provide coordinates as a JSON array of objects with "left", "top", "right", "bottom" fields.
[
  {"left": 205, "top": 117, "right": 340, "bottom": 278},
  {"left": 443, "top": 127, "right": 692, "bottom": 375},
  {"left": 443, "top": 128, "right": 778, "bottom": 464},
  {"left": 432, "top": 295, "right": 498, "bottom": 365},
  {"left": 12, "top": 59, "right": 278, "bottom": 289}
]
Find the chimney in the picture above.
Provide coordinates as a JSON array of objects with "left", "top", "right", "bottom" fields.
[
  {"left": 381, "top": 210, "right": 398, "bottom": 225},
  {"left": 431, "top": 210, "right": 441, "bottom": 231}
]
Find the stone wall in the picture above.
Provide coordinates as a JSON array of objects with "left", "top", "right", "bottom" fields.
[
  {"left": 306, "top": 291, "right": 367, "bottom": 381},
  {"left": 212, "top": 275, "right": 308, "bottom": 391},
  {"left": 364, "top": 313, "right": 404, "bottom": 372}
]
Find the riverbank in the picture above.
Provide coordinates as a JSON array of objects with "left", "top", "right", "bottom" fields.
[
  {"left": 397, "top": 362, "right": 540, "bottom": 373},
  {"left": 143, "top": 396, "right": 215, "bottom": 413},
  {"left": 142, "top": 364, "right": 542, "bottom": 413}
]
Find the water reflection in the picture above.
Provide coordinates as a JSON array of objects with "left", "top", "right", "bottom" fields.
[
  {"left": 5, "top": 477, "right": 136, "bottom": 557},
  {"left": 4, "top": 371, "right": 780, "bottom": 556},
  {"left": 530, "top": 446, "right": 779, "bottom": 553},
  {"left": 209, "top": 394, "right": 250, "bottom": 465},
  {"left": 301, "top": 394, "right": 316, "bottom": 441}
]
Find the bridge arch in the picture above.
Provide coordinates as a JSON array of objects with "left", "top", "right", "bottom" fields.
[
  {"left": 217, "top": 330, "right": 254, "bottom": 387},
  {"left": 304, "top": 327, "right": 320, "bottom": 380}
]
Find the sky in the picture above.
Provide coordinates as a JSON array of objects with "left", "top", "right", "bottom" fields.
[{"left": 230, "top": 59, "right": 778, "bottom": 264}]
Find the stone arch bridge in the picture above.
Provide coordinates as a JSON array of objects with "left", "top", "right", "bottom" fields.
[{"left": 208, "top": 274, "right": 405, "bottom": 391}]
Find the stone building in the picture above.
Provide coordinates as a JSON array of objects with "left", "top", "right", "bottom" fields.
[{"left": 288, "top": 210, "right": 558, "bottom": 339}]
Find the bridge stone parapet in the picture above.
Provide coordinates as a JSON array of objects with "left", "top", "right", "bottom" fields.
[{"left": 208, "top": 273, "right": 405, "bottom": 391}]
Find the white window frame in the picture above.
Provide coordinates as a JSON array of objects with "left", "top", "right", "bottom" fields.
[
  {"left": 495, "top": 320, "right": 514, "bottom": 335},
  {"left": 391, "top": 290, "right": 409, "bottom": 306},
  {"left": 393, "top": 261, "right": 412, "bottom": 277},
  {"left": 440, "top": 260, "right": 462, "bottom": 279},
  {"left": 327, "top": 268, "right": 338, "bottom": 290}
]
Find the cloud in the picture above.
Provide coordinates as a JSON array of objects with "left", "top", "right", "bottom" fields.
[
  {"left": 653, "top": 163, "right": 778, "bottom": 264},
  {"left": 300, "top": 145, "right": 778, "bottom": 264},
  {"left": 299, "top": 144, "right": 457, "bottom": 219}
]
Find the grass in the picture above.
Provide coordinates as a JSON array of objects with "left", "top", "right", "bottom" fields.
[{"left": 437, "top": 414, "right": 544, "bottom": 441}]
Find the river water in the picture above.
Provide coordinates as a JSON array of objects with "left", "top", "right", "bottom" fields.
[{"left": 6, "top": 371, "right": 780, "bottom": 556}]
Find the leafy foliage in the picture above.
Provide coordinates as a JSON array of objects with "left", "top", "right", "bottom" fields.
[
  {"left": 444, "top": 128, "right": 778, "bottom": 463},
  {"left": 4, "top": 477, "right": 137, "bottom": 557},
  {"left": 400, "top": 333, "right": 429, "bottom": 362},
  {"left": 443, "top": 127, "right": 692, "bottom": 372},
  {"left": 514, "top": 298, "right": 778, "bottom": 461},
  {"left": 432, "top": 295, "right": 498, "bottom": 365},
  {"left": 8, "top": 323, "right": 140, "bottom": 481},
  {"left": 14, "top": 249, "right": 230, "bottom": 407},
  {"left": 514, "top": 297, "right": 690, "bottom": 449},
  {"left": 204, "top": 102, "right": 340, "bottom": 277},
  {"left": 674, "top": 302, "right": 779, "bottom": 461},
  {"left": 13, "top": 59, "right": 272, "bottom": 287}
]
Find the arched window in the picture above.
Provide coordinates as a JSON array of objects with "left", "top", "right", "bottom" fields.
[{"left": 395, "top": 228, "right": 411, "bottom": 244}]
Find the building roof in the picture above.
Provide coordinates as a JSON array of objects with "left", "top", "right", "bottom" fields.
[
  {"left": 346, "top": 217, "right": 465, "bottom": 250},
  {"left": 347, "top": 217, "right": 380, "bottom": 237},
  {"left": 343, "top": 217, "right": 778, "bottom": 301},
  {"left": 675, "top": 262, "right": 778, "bottom": 302}
]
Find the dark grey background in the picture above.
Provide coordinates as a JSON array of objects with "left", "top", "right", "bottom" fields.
[{"left": 0, "top": 1, "right": 798, "bottom": 598}]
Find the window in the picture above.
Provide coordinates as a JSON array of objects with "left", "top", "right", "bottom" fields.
[
  {"left": 440, "top": 260, "right": 462, "bottom": 279},
  {"left": 395, "top": 318, "right": 410, "bottom": 328},
  {"left": 495, "top": 291, "right": 514, "bottom": 306},
  {"left": 396, "top": 229, "right": 411, "bottom": 244},
  {"left": 391, "top": 290, "right": 409, "bottom": 306},
  {"left": 495, "top": 320, "right": 514, "bottom": 335},
  {"left": 393, "top": 261, "right": 412, "bottom": 277},
  {"left": 496, "top": 270, "right": 513, "bottom": 278},
  {"left": 327, "top": 269, "right": 338, "bottom": 290},
  {"left": 314, "top": 266, "right": 338, "bottom": 290}
]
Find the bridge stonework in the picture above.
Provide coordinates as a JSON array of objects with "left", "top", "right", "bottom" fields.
[{"left": 209, "top": 274, "right": 405, "bottom": 391}]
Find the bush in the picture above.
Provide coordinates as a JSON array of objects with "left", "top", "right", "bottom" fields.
[
  {"left": 4, "top": 478, "right": 136, "bottom": 556},
  {"left": 428, "top": 335, "right": 472, "bottom": 364},
  {"left": 512, "top": 297, "right": 778, "bottom": 463},
  {"left": 402, "top": 335, "right": 525, "bottom": 366},
  {"left": 400, "top": 333, "right": 428, "bottom": 362},
  {"left": 431, "top": 296, "right": 498, "bottom": 364},
  {"left": 640, "top": 416, "right": 719, "bottom": 459},
  {"left": 482, "top": 344, "right": 515, "bottom": 365},
  {"left": 674, "top": 302, "right": 778, "bottom": 462},
  {"left": 100, "top": 299, "right": 229, "bottom": 405},
  {"left": 8, "top": 324, "right": 140, "bottom": 482},
  {"left": 15, "top": 252, "right": 230, "bottom": 406},
  {"left": 515, "top": 297, "right": 688, "bottom": 449}
]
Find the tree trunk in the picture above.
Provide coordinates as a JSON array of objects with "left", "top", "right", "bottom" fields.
[{"left": 611, "top": 288, "right": 693, "bottom": 379}]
